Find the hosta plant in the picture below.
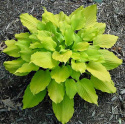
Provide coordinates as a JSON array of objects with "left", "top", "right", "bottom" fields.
[{"left": 3, "top": 4, "right": 122, "bottom": 124}]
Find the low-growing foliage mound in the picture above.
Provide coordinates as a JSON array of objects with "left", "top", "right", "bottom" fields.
[{"left": 3, "top": 4, "right": 122, "bottom": 124}]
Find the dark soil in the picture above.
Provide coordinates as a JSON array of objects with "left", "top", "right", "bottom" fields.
[{"left": 0, "top": 0, "right": 125, "bottom": 124}]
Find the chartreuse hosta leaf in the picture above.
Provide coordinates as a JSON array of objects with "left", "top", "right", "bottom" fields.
[
  {"left": 65, "top": 79, "right": 77, "bottom": 99},
  {"left": 87, "top": 61, "right": 111, "bottom": 82},
  {"left": 72, "top": 42, "right": 89, "bottom": 51},
  {"left": 99, "top": 49, "right": 122, "bottom": 70},
  {"left": 71, "top": 70, "right": 80, "bottom": 81},
  {"left": 20, "top": 49, "right": 33, "bottom": 62},
  {"left": 42, "top": 7, "right": 59, "bottom": 27},
  {"left": 70, "top": 6, "right": 85, "bottom": 30},
  {"left": 73, "top": 33, "right": 82, "bottom": 43},
  {"left": 52, "top": 95, "right": 74, "bottom": 124},
  {"left": 55, "top": 32, "right": 64, "bottom": 43},
  {"left": 51, "top": 66, "right": 71, "bottom": 83},
  {"left": 93, "top": 22, "right": 106, "bottom": 34},
  {"left": 45, "top": 21, "right": 57, "bottom": 34},
  {"left": 93, "top": 34, "right": 118, "bottom": 48},
  {"left": 3, "top": 58, "right": 28, "bottom": 76},
  {"left": 69, "top": 6, "right": 84, "bottom": 19},
  {"left": 3, "top": 40, "right": 20, "bottom": 57},
  {"left": 78, "top": 28, "right": 95, "bottom": 42},
  {"left": 31, "top": 52, "right": 58, "bottom": 69},
  {"left": 55, "top": 11, "right": 70, "bottom": 24},
  {"left": 64, "top": 26, "right": 74, "bottom": 46},
  {"left": 71, "top": 52, "right": 88, "bottom": 62},
  {"left": 71, "top": 60, "right": 86, "bottom": 73},
  {"left": 3, "top": 4, "right": 122, "bottom": 124},
  {"left": 78, "top": 22, "right": 106, "bottom": 42},
  {"left": 91, "top": 76, "right": 116, "bottom": 93},
  {"left": 37, "top": 21, "right": 46, "bottom": 30},
  {"left": 29, "top": 34, "right": 40, "bottom": 42},
  {"left": 20, "top": 13, "right": 40, "bottom": 33},
  {"left": 15, "top": 40, "right": 33, "bottom": 62},
  {"left": 15, "top": 32, "right": 30, "bottom": 40},
  {"left": 30, "top": 70, "right": 51, "bottom": 94},
  {"left": 23, "top": 85, "right": 46, "bottom": 109},
  {"left": 15, "top": 39, "right": 31, "bottom": 49},
  {"left": 52, "top": 50, "right": 72, "bottom": 63},
  {"left": 15, "top": 63, "right": 39, "bottom": 73},
  {"left": 48, "top": 80, "right": 64, "bottom": 103},
  {"left": 29, "top": 42, "right": 43, "bottom": 49},
  {"left": 55, "top": 12, "right": 70, "bottom": 35},
  {"left": 77, "top": 79, "right": 98, "bottom": 104},
  {"left": 37, "top": 31, "right": 57, "bottom": 51},
  {"left": 85, "top": 49, "right": 103, "bottom": 61},
  {"left": 83, "top": 4, "right": 97, "bottom": 27}
]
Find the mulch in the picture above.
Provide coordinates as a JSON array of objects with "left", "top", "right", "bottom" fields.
[{"left": 0, "top": 0, "right": 125, "bottom": 123}]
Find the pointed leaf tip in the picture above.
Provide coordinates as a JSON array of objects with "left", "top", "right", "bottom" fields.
[
  {"left": 91, "top": 76, "right": 116, "bottom": 93},
  {"left": 99, "top": 49, "right": 122, "bottom": 70},
  {"left": 52, "top": 95, "right": 74, "bottom": 124},
  {"left": 87, "top": 61, "right": 111, "bottom": 82},
  {"left": 23, "top": 85, "right": 46, "bottom": 109},
  {"left": 20, "top": 13, "right": 40, "bottom": 33},
  {"left": 84, "top": 4, "right": 97, "bottom": 27},
  {"left": 93, "top": 34, "right": 118, "bottom": 48},
  {"left": 77, "top": 79, "right": 98, "bottom": 104}
]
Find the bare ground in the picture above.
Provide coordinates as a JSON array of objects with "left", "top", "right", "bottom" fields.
[{"left": 0, "top": 0, "right": 125, "bottom": 124}]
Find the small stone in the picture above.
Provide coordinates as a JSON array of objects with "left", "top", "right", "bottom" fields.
[
  {"left": 92, "top": 110, "right": 96, "bottom": 117},
  {"left": 111, "top": 96, "right": 117, "bottom": 101},
  {"left": 100, "top": 114, "right": 104, "bottom": 117},
  {"left": 50, "top": 0, "right": 55, "bottom": 2},
  {"left": 120, "top": 89, "right": 125, "bottom": 95}
]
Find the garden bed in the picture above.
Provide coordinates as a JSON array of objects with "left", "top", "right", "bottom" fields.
[{"left": 0, "top": 0, "right": 125, "bottom": 123}]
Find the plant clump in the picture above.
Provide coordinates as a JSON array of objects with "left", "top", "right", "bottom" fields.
[{"left": 3, "top": 4, "right": 122, "bottom": 124}]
